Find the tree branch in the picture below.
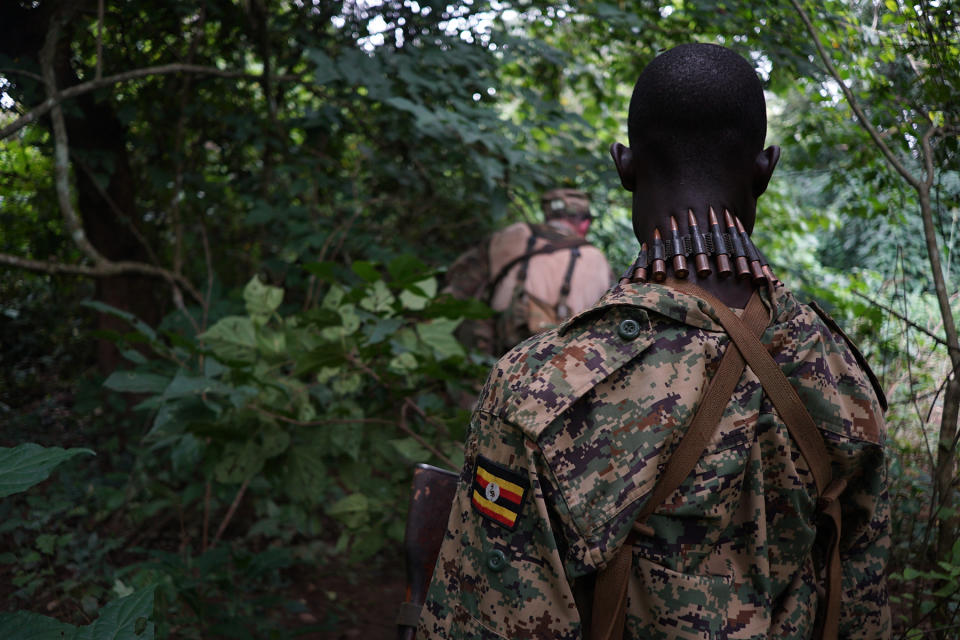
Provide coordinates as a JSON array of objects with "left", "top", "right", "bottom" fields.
[
  {"left": 40, "top": 14, "right": 104, "bottom": 269},
  {"left": 96, "top": 0, "right": 104, "bottom": 80},
  {"left": 31, "top": 21, "right": 205, "bottom": 306},
  {"left": 210, "top": 477, "right": 250, "bottom": 549},
  {"left": 851, "top": 290, "right": 948, "bottom": 346},
  {"left": 1, "top": 63, "right": 303, "bottom": 141},
  {"left": 0, "top": 252, "right": 203, "bottom": 304},
  {"left": 788, "top": 0, "right": 924, "bottom": 192}
]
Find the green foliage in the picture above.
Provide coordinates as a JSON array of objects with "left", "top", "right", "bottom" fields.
[
  {"left": 0, "top": 587, "right": 155, "bottom": 640},
  {"left": 887, "top": 451, "right": 960, "bottom": 635},
  {"left": 2, "top": 0, "right": 959, "bottom": 635},
  {"left": 0, "top": 444, "right": 94, "bottom": 499},
  {"left": 100, "top": 260, "right": 481, "bottom": 562}
]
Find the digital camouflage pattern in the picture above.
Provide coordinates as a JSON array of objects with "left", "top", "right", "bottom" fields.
[{"left": 418, "top": 280, "right": 889, "bottom": 640}]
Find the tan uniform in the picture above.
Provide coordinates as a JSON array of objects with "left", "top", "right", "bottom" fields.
[
  {"left": 488, "top": 221, "right": 611, "bottom": 320},
  {"left": 444, "top": 220, "right": 612, "bottom": 356}
]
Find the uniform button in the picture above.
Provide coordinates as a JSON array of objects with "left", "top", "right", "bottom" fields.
[
  {"left": 617, "top": 318, "right": 641, "bottom": 340},
  {"left": 487, "top": 549, "right": 507, "bottom": 572}
]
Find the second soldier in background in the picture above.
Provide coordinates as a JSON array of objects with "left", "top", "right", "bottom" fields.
[{"left": 443, "top": 188, "right": 612, "bottom": 357}]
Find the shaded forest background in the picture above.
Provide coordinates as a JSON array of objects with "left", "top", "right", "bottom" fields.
[{"left": 0, "top": 0, "right": 958, "bottom": 638}]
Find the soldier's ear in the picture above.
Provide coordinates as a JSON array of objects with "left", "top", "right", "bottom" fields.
[
  {"left": 752, "top": 145, "right": 780, "bottom": 198},
  {"left": 610, "top": 142, "right": 635, "bottom": 192}
]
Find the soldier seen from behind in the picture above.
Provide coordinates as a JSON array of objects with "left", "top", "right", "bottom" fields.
[
  {"left": 443, "top": 188, "right": 612, "bottom": 357},
  {"left": 417, "top": 43, "right": 890, "bottom": 639}
]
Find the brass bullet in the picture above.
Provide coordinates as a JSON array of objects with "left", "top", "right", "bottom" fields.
[
  {"left": 688, "top": 209, "right": 711, "bottom": 278},
  {"left": 651, "top": 228, "right": 667, "bottom": 282},
  {"left": 669, "top": 215, "right": 689, "bottom": 278},
  {"left": 724, "top": 209, "right": 751, "bottom": 280},
  {"left": 636, "top": 242, "right": 648, "bottom": 283},
  {"left": 734, "top": 215, "right": 766, "bottom": 283},
  {"left": 708, "top": 207, "right": 732, "bottom": 277}
]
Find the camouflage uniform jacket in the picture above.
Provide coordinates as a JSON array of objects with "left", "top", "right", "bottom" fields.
[{"left": 419, "top": 280, "right": 890, "bottom": 640}]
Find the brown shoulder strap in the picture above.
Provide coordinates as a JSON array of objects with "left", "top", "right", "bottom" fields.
[
  {"left": 670, "top": 281, "right": 831, "bottom": 494},
  {"left": 591, "top": 282, "right": 843, "bottom": 640},
  {"left": 590, "top": 290, "right": 769, "bottom": 640},
  {"left": 669, "top": 280, "right": 843, "bottom": 640}
]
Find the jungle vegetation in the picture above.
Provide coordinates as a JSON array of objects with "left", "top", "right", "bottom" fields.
[{"left": 1, "top": 0, "right": 958, "bottom": 638}]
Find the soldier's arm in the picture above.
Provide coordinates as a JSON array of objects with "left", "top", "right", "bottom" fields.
[
  {"left": 837, "top": 445, "right": 892, "bottom": 639},
  {"left": 417, "top": 407, "right": 585, "bottom": 640}
]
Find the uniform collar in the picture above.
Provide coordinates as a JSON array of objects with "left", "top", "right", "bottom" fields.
[{"left": 561, "top": 279, "right": 794, "bottom": 334}]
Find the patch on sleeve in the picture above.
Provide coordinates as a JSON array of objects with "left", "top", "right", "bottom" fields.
[{"left": 471, "top": 455, "right": 529, "bottom": 530}]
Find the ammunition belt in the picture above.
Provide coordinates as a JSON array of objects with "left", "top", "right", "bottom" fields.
[{"left": 619, "top": 210, "right": 777, "bottom": 285}]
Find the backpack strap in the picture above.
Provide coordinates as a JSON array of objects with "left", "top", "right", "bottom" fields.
[
  {"left": 512, "top": 230, "right": 540, "bottom": 294},
  {"left": 556, "top": 246, "right": 581, "bottom": 319},
  {"left": 591, "top": 289, "right": 769, "bottom": 640},
  {"left": 486, "top": 225, "right": 590, "bottom": 303}
]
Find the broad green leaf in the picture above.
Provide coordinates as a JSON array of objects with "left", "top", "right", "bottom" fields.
[
  {"left": 387, "top": 254, "right": 428, "bottom": 283},
  {"left": 319, "top": 304, "right": 360, "bottom": 340},
  {"left": 0, "top": 611, "right": 75, "bottom": 639},
  {"left": 351, "top": 261, "right": 380, "bottom": 283},
  {"left": 119, "top": 349, "right": 148, "bottom": 365},
  {"left": 244, "top": 276, "right": 284, "bottom": 322},
  {"left": 283, "top": 444, "right": 330, "bottom": 503},
  {"left": 200, "top": 316, "right": 257, "bottom": 362},
  {"left": 81, "top": 300, "right": 157, "bottom": 342},
  {"left": 215, "top": 440, "right": 266, "bottom": 484},
  {"left": 416, "top": 318, "right": 465, "bottom": 360},
  {"left": 74, "top": 586, "right": 156, "bottom": 640},
  {"left": 171, "top": 433, "right": 203, "bottom": 476},
  {"left": 332, "top": 372, "right": 363, "bottom": 395},
  {"left": 362, "top": 317, "right": 404, "bottom": 345},
  {"left": 255, "top": 327, "right": 287, "bottom": 358},
  {"left": 259, "top": 426, "right": 291, "bottom": 459},
  {"left": 399, "top": 277, "right": 437, "bottom": 311},
  {"left": 0, "top": 586, "right": 155, "bottom": 640},
  {"left": 162, "top": 370, "right": 232, "bottom": 400},
  {"left": 0, "top": 444, "right": 95, "bottom": 498},
  {"left": 390, "top": 438, "right": 430, "bottom": 462},
  {"left": 321, "top": 285, "right": 346, "bottom": 310},
  {"left": 330, "top": 421, "right": 364, "bottom": 460},
  {"left": 307, "top": 48, "right": 339, "bottom": 85},
  {"left": 103, "top": 371, "right": 170, "bottom": 394},
  {"left": 902, "top": 566, "right": 923, "bottom": 580},
  {"left": 388, "top": 352, "right": 418, "bottom": 375},
  {"left": 359, "top": 280, "right": 395, "bottom": 314},
  {"left": 327, "top": 493, "right": 369, "bottom": 528}
]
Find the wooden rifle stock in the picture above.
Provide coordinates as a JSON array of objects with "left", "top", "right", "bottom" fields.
[{"left": 396, "top": 463, "right": 458, "bottom": 640}]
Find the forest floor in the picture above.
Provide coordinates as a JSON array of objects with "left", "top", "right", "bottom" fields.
[
  {"left": 0, "top": 383, "right": 409, "bottom": 639},
  {"left": 290, "top": 562, "right": 406, "bottom": 639}
]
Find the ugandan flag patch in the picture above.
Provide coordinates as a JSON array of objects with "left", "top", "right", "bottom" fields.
[{"left": 471, "top": 455, "right": 529, "bottom": 531}]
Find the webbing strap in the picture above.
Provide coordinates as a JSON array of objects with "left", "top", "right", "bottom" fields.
[
  {"left": 486, "top": 225, "right": 589, "bottom": 303},
  {"left": 590, "top": 290, "right": 768, "bottom": 640},
  {"left": 669, "top": 281, "right": 832, "bottom": 495},
  {"left": 557, "top": 246, "right": 581, "bottom": 318},
  {"left": 590, "top": 281, "right": 843, "bottom": 640},
  {"left": 669, "top": 279, "right": 842, "bottom": 640}
]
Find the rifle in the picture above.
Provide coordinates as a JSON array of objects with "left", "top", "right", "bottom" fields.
[{"left": 396, "top": 463, "right": 458, "bottom": 640}]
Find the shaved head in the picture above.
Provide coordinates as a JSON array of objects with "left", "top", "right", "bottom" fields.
[{"left": 628, "top": 44, "right": 767, "bottom": 173}]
